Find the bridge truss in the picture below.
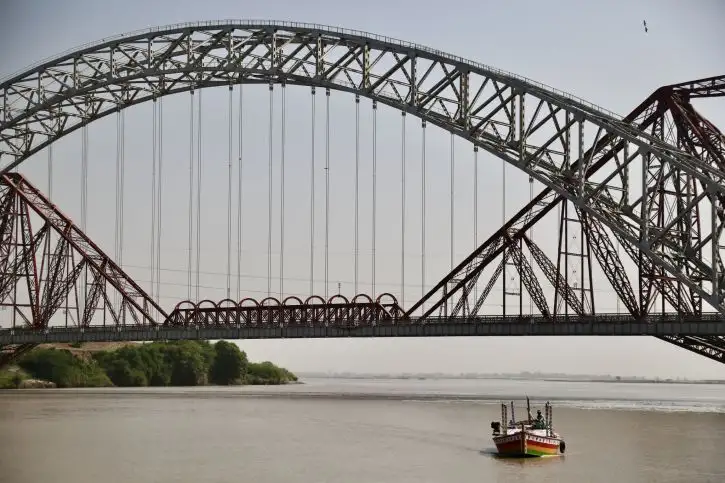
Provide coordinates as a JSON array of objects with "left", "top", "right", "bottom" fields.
[{"left": 0, "top": 21, "right": 724, "bottom": 366}]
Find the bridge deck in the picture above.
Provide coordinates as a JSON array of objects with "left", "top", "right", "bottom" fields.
[{"left": 2, "top": 315, "right": 725, "bottom": 344}]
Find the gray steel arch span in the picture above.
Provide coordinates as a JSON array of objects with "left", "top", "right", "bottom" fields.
[{"left": 1, "top": 20, "right": 724, "bottom": 315}]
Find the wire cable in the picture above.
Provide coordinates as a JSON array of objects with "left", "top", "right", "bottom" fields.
[
  {"left": 119, "top": 110, "right": 125, "bottom": 269},
  {"left": 81, "top": 125, "right": 88, "bottom": 231},
  {"left": 421, "top": 119, "right": 426, "bottom": 313},
  {"left": 115, "top": 111, "right": 120, "bottom": 265},
  {"left": 80, "top": 123, "right": 89, "bottom": 316},
  {"left": 450, "top": 133, "right": 455, "bottom": 271},
  {"left": 310, "top": 87, "right": 316, "bottom": 295},
  {"left": 150, "top": 99, "right": 158, "bottom": 300},
  {"left": 47, "top": 141, "right": 53, "bottom": 199},
  {"left": 195, "top": 89, "right": 203, "bottom": 302},
  {"left": 280, "top": 83, "right": 286, "bottom": 298},
  {"left": 401, "top": 111, "right": 406, "bottom": 306},
  {"left": 529, "top": 174, "right": 533, "bottom": 314},
  {"left": 237, "top": 85, "right": 244, "bottom": 300},
  {"left": 156, "top": 96, "right": 163, "bottom": 304},
  {"left": 354, "top": 94, "right": 360, "bottom": 295},
  {"left": 474, "top": 145, "right": 478, "bottom": 303},
  {"left": 227, "top": 86, "right": 233, "bottom": 299},
  {"left": 187, "top": 90, "right": 195, "bottom": 300},
  {"left": 324, "top": 88, "right": 330, "bottom": 298},
  {"left": 268, "top": 82, "right": 273, "bottom": 298},
  {"left": 372, "top": 99, "right": 378, "bottom": 296}
]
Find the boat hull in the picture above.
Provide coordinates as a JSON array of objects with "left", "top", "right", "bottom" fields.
[{"left": 493, "top": 431, "right": 562, "bottom": 457}]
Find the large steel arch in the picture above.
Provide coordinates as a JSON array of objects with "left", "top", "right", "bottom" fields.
[{"left": 2, "top": 20, "right": 724, "bottom": 313}]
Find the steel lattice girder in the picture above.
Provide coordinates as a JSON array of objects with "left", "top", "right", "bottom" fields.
[
  {"left": 658, "top": 335, "right": 725, "bottom": 364},
  {"left": 0, "top": 172, "right": 166, "bottom": 329},
  {"left": 166, "top": 298, "right": 404, "bottom": 327},
  {"left": 1, "top": 21, "right": 725, "bottom": 313},
  {"left": 408, "top": 76, "right": 725, "bottom": 318}
]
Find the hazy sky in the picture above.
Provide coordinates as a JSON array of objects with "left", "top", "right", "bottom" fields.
[{"left": 1, "top": 0, "right": 724, "bottom": 378}]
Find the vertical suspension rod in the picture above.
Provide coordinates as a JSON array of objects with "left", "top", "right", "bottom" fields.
[
  {"left": 114, "top": 107, "right": 121, "bottom": 262},
  {"left": 114, "top": 109, "right": 120, "bottom": 309},
  {"left": 237, "top": 85, "right": 244, "bottom": 300},
  {"left": 450, "top": 133, "right": 455, "bottom": 271},
  {"left": 502, "top": 157, "right": 506, "bottom": 316},
  {"left": 473, "top": 145, "right": 478, "bottom": 304},
  {"left": 401, "top": 111, "right": 406, "bottom": 305},
  {"left": 372, "top": 99, "right": 378, "bottom": 296},
  {"left": 48, "top": 139, "right": 53, "bottom": 199},
  {"left": 226, "top": 86, "right": 233, "bottom": 298},
  {"left": 309, "top": 87, "right": 316, "bottom": 295},
  {"left": 80, "top": 123, "right": 89, "bottom": 319},
  {"left": 47, "top": 137, "right": 53, "bottom": 300},
  {"left": 187, "top": 90, "right": 195, "bottom": 300},
  {"left": 81, "top": 125, "right": 88, "bottom": 231},
  {"left": 195, "top": 89, "right": 203, "bottom": 302},
  {"left": 119, "top": 110, "right": 125, "bottom": 268},
  {"left": 529, "top": 175, "right": 533, "bottom": 314},
  {"left": 150, "top": 99, "right": 158, "bottom": 300},
  {"left": 118, "top": 108, "right": 126, "bottom": 324},
  {"left": 280, "top": 83, "right": 286, "bottom": 298},
  {"left": 267, "top": 82, "right": 273, "bottom": 298},
  {"left": 156, "top": 97, "right": 164, "bottom": 305},
  {"left": 421, "top": 119, "right": 427, "bottom": 313},
  {"left": 354, "top": 94, "right": 360, "bottom": 295},
  {"left": 325, "top": 88, "right": 330, "bottom": 298}
]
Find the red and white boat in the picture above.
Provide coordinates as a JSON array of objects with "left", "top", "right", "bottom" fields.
[{"left": 490, "top": 399, "right": 566, "bottom": 457}]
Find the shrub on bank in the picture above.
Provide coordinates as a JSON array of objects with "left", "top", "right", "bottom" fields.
[
  {"left": 17, "top": 348, "right": 111, "bottom": 388},
  {"left": 0, "top": 368, "right": 28, "bottom": 389},
  {"left": 13, "top": 341, "right": 295, "bottom": 388},
  {"left": 246, "top": 361, "right": 298, "bottom": 385}
]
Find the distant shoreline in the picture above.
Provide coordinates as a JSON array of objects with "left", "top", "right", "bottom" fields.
[{"left": 297, "top": 374, "right": 725, "bottom": 385}]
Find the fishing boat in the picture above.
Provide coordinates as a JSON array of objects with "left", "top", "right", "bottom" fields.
[{"left": 490, "top": 398, "right": 566, "bottom": 457}]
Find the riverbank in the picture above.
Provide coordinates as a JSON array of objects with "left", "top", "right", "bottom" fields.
[{"left": 0, "top": 340, "right": 297, "bottom": 389}]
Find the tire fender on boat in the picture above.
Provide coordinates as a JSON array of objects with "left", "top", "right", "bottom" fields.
[{"left": 559, "top": 440, "right": 566, "bottom": 454}]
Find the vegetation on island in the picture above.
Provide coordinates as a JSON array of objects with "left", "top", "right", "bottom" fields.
[{"left": 0, "top": 340, "right": 297, "bottom": 389}]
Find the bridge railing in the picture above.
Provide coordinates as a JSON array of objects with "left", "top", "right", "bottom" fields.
[{"left": 3, "top": 311, "right": 723, "bottom": 336}]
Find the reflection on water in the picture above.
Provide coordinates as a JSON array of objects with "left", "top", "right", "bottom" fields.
[{"left": 1, "top": 379, "right": 724, "bottom": 483}]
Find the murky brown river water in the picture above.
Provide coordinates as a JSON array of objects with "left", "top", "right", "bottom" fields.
[{"left": 1, "top": 378, "right": 724, "bottom": 482}]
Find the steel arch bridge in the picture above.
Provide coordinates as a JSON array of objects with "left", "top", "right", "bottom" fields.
[{"left": 1, "top": 20, "right": 724, "bottom": 366}]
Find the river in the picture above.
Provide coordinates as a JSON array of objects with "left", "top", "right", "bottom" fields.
[{"left": 1, "top": 378, "right": 724, "bottom": 482}]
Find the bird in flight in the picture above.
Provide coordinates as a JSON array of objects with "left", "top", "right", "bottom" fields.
[{"left": 643, "top": 20, "right": 648, "bottom": 33}]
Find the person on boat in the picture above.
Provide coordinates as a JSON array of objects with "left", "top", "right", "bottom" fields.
[{"left": 533, "top": 410, "right": 546, "bottom": 429}]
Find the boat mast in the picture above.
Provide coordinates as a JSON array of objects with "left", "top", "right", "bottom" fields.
[
  {"left": 546, "top": 401, "right": 552, "bottom": 437},
  {"left": 501, "top": 403, "right": 508, "bottom": 435}
]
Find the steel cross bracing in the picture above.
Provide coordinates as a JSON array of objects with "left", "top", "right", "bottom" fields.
[
  {"left": 0, "top": 172, "right": 167, "bottom": 333},
  {"left": 410, "top": 76, "right": 725, "bottom": 362},
  {"left": 408, "top": 75, "right": 725, "bottom": 321},
  {"left": 1, "top": 22, "right": 725, "bottom": 314}
]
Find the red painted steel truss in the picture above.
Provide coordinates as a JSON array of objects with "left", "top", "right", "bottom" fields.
[
  {"left": 0, "top": 172, "right": 168, "bottom": 365},
  {"left": 165, "top": 294, "right": 405, "bottom": 328}
]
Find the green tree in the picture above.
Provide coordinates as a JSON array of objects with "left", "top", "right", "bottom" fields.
[
  {"left": 138, "top": 345, "right": 172, "bottom": 386},
  {"left": 166, "top": 345, "right": 208, "bottom": 386},
  {"left": 210, "top": 341, "right": 247, "bottom": 385},
  {"left": 105, "top": 358, "right": 148, "bottom": 387}
]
